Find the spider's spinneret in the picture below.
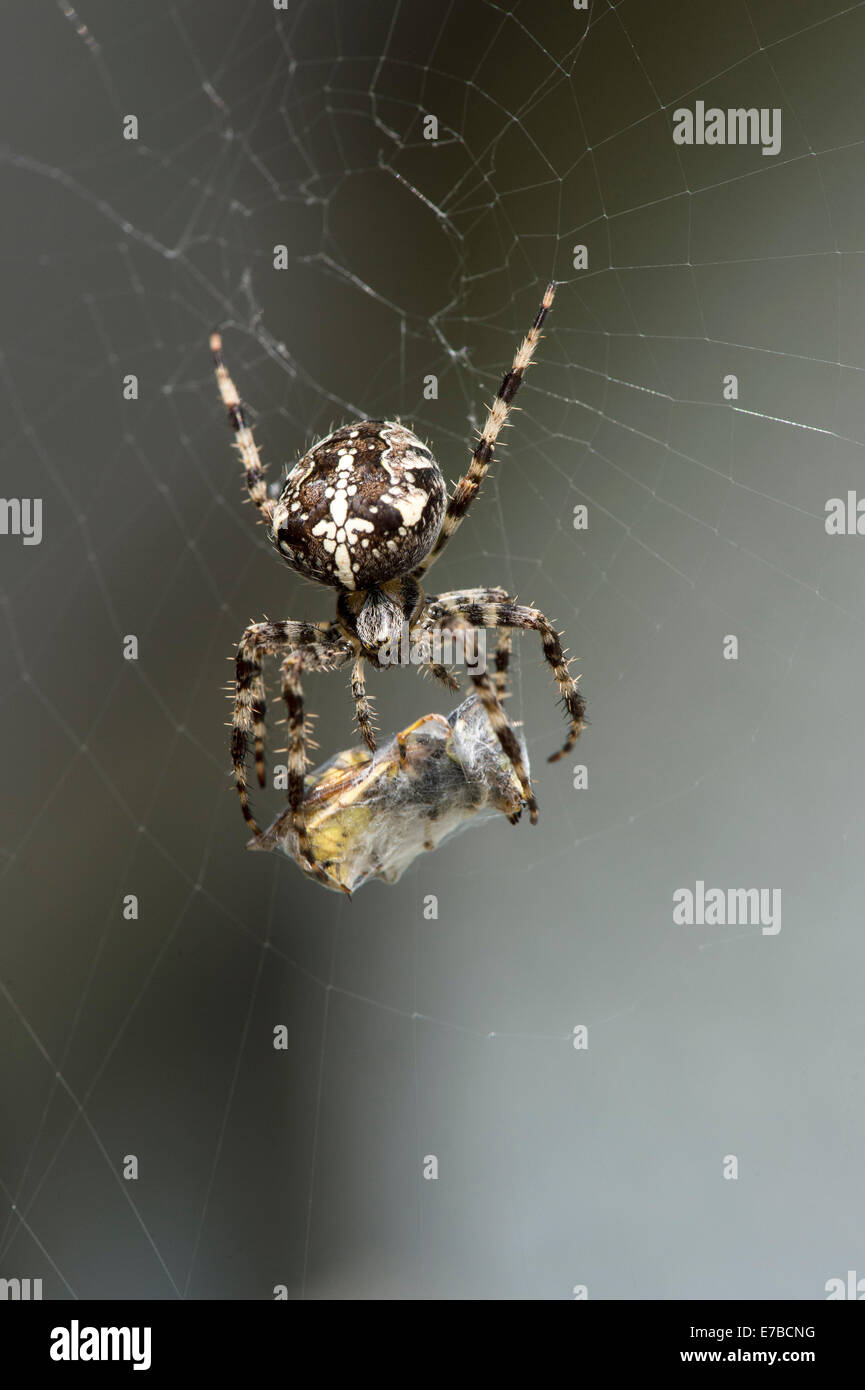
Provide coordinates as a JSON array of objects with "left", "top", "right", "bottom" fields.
[{"left": 271, "top": 420, "right": 446, "bottom": 591}]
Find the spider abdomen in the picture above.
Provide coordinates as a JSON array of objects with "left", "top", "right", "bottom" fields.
[{"left": 272, "top": 420, "right": 446, "bottom": 591}]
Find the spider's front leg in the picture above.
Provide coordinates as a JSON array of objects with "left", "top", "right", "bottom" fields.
[
  {"left": 415, "top": 601, "right": 537, "bottom": 820},
  {"left": 470, "top": 666, "right": 539, "bottom": 822},
  {"left": 422, "top": 587, "right": 587, "bottom": 818},
  {"left": 492, "top": 629, "right": 513, "bottom": 700},
  {"left": 232, "top": 620, "right": 348, "bottom": 836},
  {"left": 279, "top": 643, "right": 354, "bottom": 885}
]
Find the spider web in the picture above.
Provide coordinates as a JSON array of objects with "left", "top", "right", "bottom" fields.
[{"left": 1, "top": 0, "right": 864, "bottom": 1300}]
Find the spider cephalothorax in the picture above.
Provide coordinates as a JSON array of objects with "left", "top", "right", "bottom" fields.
[
  {"left": 211, "top": 283, "right": 586, "bottom": 889},
  {"left": 272, "top": 420, "right": 446, "bottom": 591}
]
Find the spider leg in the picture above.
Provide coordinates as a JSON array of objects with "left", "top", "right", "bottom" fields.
[
  {"left": 469, "top": 670, "right": 538, "bottom": 823},
  {"left": 211, "top": 332, "right": 276, "bottom": 528},
  {"left": 413, "top": 283, "right": 556, "bottom": 581},
  {"left": 423, "top": 586, "right": 586, "bottom": 766},
  {"left": 233, "top": 620, "right": 342, "bottom": 835},
  {"left": 489, "top": 630, "right": 517, "bottom": 819},
  {"left": 280, "top": 645, "right": 352, "bottom": 886},
  {"left": 415, "top": 588, "right": 510, "bottom": 694},
  {"left": 350, "top": 655, "right": 377, "bottom": 752},
  {"left": 416, "top": 605, "right": 536, "bottom": 821},
  {"left": 493, "top": 629, "right": 513, "bottom": 699},
  {"left": 410, "top": 617, "right": 462, "bottom": 691},
  {"left": 417, "top": 660, "right": 461, "bottom": 693}
]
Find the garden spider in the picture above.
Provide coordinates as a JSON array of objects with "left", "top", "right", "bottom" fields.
[{"left": 211, "top": 283, "right": 586, "bottom": 883}]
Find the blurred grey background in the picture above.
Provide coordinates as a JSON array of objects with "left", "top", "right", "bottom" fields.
[{"left": 1, "top": 0, "right": 864, "bottom": 1299}]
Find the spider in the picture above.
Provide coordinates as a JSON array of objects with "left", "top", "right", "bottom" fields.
[{"left": 211, "top": 282, "right": 586, "bottom": 884}]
